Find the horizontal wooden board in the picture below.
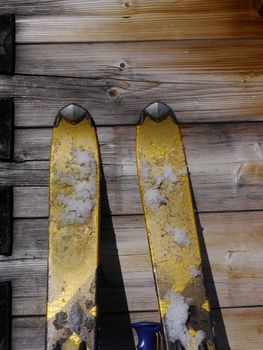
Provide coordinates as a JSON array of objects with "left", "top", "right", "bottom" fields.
[
  {"left": 12, "top": 307, "right": 263, "bottom": 350},
  {"left": 15, "top": 40, "right": 263, "bottom": 81},
  {"left": 1, "top": 212, "right": 263, "bottom": 316},
  {"left": 13, "top": 39, "right": 263, "bottom": 124},
  {"left": 0, "top": 0, "right": 262, "bottom": 42},
  {"left": 1, "top": 72, "right": 263, "bottom": 126},
  {"left": 0, "top": 123, "right": 262, "bottom": 216}
]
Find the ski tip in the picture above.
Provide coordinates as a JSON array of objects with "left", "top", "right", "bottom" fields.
[
  {"left": 138, "top": 101, "right": 177, "bottom": 124},
  {"left": 54, "top": 103, "right": 95, "bottom": 127}
]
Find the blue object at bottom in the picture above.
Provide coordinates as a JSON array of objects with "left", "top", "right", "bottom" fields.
[{"left": 132, "top": 322, "right": 161, "bottom": 350}]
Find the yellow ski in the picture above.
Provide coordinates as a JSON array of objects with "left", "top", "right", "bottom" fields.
[
  {"left": 136, "top": 102, "right": 216, "bottom": 350},
  {"left": 47, "top": 104, "right": 100, "bottom": 350}
]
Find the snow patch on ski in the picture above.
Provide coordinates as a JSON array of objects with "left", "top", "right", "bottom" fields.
[
  {"left": 165, "top": 291, "right": 206, "bottom": 350},
  {"left": 169, "top": 227, "right": 190, "bottom": 247},
  {"left": 144, "top": 188, "right": 167, "bottom": 209},
  {"left": 54, "top": 148, "right": 97, "bottom": 225},
  {"left": 156, "top": 165, "right": 179, "bottom": 188},
  {"left": 140, "top": 159, "right": 187, "bottom": 210}
]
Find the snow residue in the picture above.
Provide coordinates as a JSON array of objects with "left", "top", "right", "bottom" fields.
[
  {"left": 140, "top": 159, "right": 152, "bottom": 179},
  {"left": 163, "top": 165, "right": 180, "bottom": 183},
  {"left": 165, "top": 291, "right": 206, "bottom": 350},
  {"left": 156, "top": 165, "right": 179, "bottom": 188},
  {"left": 55, "top": 148, "right": 97, "bottom": 225},
  {"left": 140, "top": 159, "right": 187, "bottom": 210},
  {"left": 169, "top": 227, "right": 190, "bottom": 247},
  {"left": 189, "top": 266, "right": 201, "bottom": 278},
  {"left": 144, "top": 189, "right": 167, "bottom": 210}
]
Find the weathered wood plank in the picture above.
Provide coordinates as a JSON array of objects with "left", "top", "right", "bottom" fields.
[
  {"left": 11, "top": 123, "right": 263, "bottom": 165},
  {"left": 15, "top": 40, "right": 263, "bottom": 81},
  {"left": 12, "top": 308, "right": 263, "bottom": 350},
  {"left": 1, "top": 73, "right": 263, "bottom": 126},
  {"left": 2, "top": 123, "right": 263, "bottom": 215},
  {"left": 1, "top": 212, "right": 263, "bottom": 316},
  {"left": 0, "top": 0, "right": 260, "bottom": 17},
  {"left": 0, "top": 0, "right": 262, "bottom": 43},
  {"left": 14, "top": 40, "right": 263, "bottom": 124}
]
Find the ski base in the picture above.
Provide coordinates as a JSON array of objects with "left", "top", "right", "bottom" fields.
[
  {"left": 47, "top": 104, "right": 100, "bottom": 350},
  {"left": 136, "top": 102, "right": 216, "bottom": 350}
]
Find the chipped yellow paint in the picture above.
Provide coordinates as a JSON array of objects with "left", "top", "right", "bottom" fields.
[
  {"left": 189, "top": 327, "right": 197, "bottom": 337},
  {"left": 89, "top": 305, "right": 97, "bottom": 317},
  {"left": 202, "top": 299, "right": 211, "bottom": 312},
  {"left": 159, "top": 299, "right": 169, "bottom": 315},
  {"left": 64, "top": 333, "right": 81, "bottom": 350},
  {"left": 137, "top": 114, "right": 216, "bottom": 349},
  {"left": 47, "top": 118, "right": 100, "bottom": 350}
]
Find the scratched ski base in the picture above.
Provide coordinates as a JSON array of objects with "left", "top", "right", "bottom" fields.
[
  {"left": 136, "top": 102, "right": 216, "bottom": 350},
  {"left": 47, "top": 104, "right": 100, "bottom": 350}
]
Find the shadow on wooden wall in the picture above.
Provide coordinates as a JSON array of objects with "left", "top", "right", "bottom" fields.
[
  {"left": 190, "top": 180, "right": 231, "bottom": 350},
  {"left": 97, "top": 166, "right": 135, "bottom": 349}
]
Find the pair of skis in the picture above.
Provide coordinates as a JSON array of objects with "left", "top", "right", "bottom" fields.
[{"left": 47, "top": 102, "right": 216, "bottom": 350}]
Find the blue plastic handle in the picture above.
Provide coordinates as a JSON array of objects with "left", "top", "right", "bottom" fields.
[{"left": 132, "top": 322, "right": 161, "bottom": 350}]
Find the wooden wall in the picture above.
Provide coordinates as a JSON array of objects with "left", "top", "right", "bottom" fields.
[{"left": 0, "top": 0, "right": 263, "bottom": 348}]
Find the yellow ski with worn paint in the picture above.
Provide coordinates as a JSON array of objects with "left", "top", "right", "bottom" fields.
[
  {"left": 136, "top": 102, "right": 216, "bottom": 350},
  {"left": 47, "top": 104, "right": 100, "bottom": 350}
]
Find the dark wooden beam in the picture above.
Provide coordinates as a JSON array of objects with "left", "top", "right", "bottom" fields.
[
  {"left": 0, "top": 98, "right": 14, "bottom": 161},
  {"left": 0, "top": 14, "right": 15, "bottom": 74},
  {"left": 0, "top": 282, "right": 12, "bottom": 350},
  {"left": 0, "top": 187, "right": 13, "bottom": 256}
]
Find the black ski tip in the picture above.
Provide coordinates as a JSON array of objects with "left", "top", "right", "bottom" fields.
[
  {"left": 79, "top": 341, "right": 87, "bottom": 350},
  {"left": 138, "top": 101, "right": 177, "bottom": 124},
  {"left": 54, "top": 103, "right": 95, "bottom": 127}
]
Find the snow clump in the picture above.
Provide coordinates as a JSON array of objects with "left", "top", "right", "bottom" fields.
[
  {"left": 169, "top": 227, "right": 190, "bottom": 247},
  {"left": 165, "top": 291, "right": 206, "bottom": 349},
  {"left": 55, "top": 149, "right": 97, "bottom": 225}
]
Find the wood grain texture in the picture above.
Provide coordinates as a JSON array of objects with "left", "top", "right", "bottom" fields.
[
  {"left": 1, "top": 212, "right": 263, "bottom": 316},
  {"left": 1, "top": 123, "right": 262, "bottom": 216},
  {"left": 1, "top": 72, "right": 263, "bottom": 126},
  {"left": 13, "top": 39, "right": 263, "bottom": 125},
  {"left": 0, "top": 0, "right": 261, "bottom": 43},
  {"left": 15, "top": 40, "right": 263, "bottom": 81},
  {"left": 12, "top": 308, "right": 263, "bottom": 350}
]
